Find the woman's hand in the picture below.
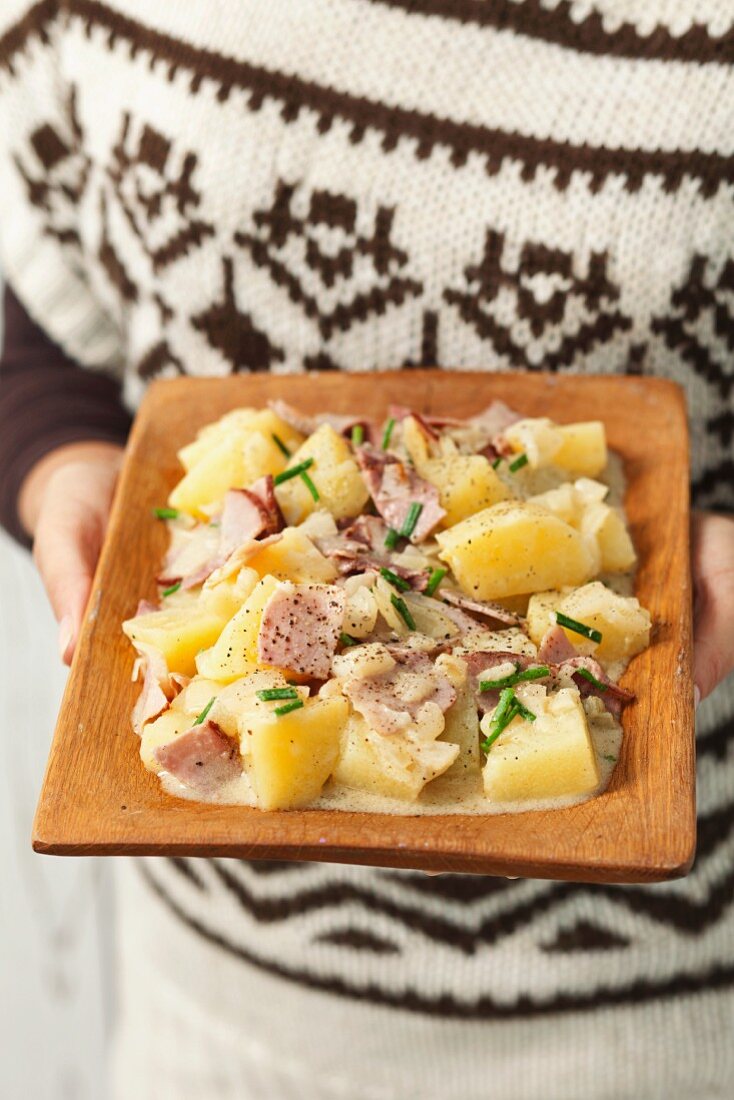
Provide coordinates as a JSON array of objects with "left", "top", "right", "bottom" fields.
[
  {"left": 19, "top": 442, "right": 125, "bottom": 664},
  {"left": 692, "top": 510, "right": 734, "bottom": 703}
]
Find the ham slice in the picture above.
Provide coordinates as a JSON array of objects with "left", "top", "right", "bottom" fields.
[
  {"left": 538, "top": 624, "right": 578, "bottom": 664},
  {"left": 160, "top": 479, "right": 283, "bottom": 590},
  {"left": 155, "top": 720, "right": 241, "bottom": 794},
  {"left": 249, "top": 474, "right": 284, "bottom": 533},
  {"left": 219, "top": 489, "right": 270, "bottom": 557},
  {"left": 342, "top": 648, "right": 456, "bottom": 736},
  {"left": 387, "top": 405, "right": 464, "bottom": 430},
  {"left": 461, "top": 650, "right": 535, "bottom": 712},
  {"left": 268, "top": 399, "right": 375, "bottom": 443},
  {"left": 470, "top": 401, "right": 522, "bottom": 438},
  {"left": 356, "top": 448, "right": 445, "bottom": 542},
  {"left": 317, "top": 515, "right": 429, "bottom": 589},
  {"left": 557, "top": 656, "right": 635, "bottom": 719},
  {"left": 439, "top": 589, "right": 523, "bottom": 628},
  {"left": 131, "top": 645, "right": 184, "bottom": 733},
  {"left": 257, "top": 582, "right": 346, "bottom": 679}
]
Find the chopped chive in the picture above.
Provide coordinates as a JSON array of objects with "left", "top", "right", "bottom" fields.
[
  {"left": 339, "top": 632, "right": 360, "bottom": 647},
  {"left": 384, "top": 528, "right": 400, "bottom": 550},
  {"left": 381, "top": 417, "right": 396, "bottom": 450},
  {"left": 555, "top": 611, "right": 603, "bottom": 644},
  {"left": 271, "top": 433, "right": 292, "bottom": 458},
  {"left": 300, "top": 470, "right": 320, "bottom": 501},
  {"left": 400, "top": 501, "right": 423, "bottom": 539},
  {"left": 575, "top": 667, "right": 608, "bottom": 692},
  {"left": 194, "top": 696, "right": 216, "bottom": 725},
  {"left": 491, "top": 456, "right": 503, "bottom": 470},
  {"left": 479, "top": 665, "right": 550, "bottom": 692},
  {"left": 153, "top": 506, "right": 179, "bottom": 520},
  {"left": 256, "top": 687, "right": 299, "bottom": 702},
  {"left": 509, "top": 452, "right": 529, "bottom": 473},
  {"left": 480, "top": 688, "right": 538, "bottom": 753},
  {"left": 480, "top": 687, "right": 516, "bottom": 752},
  {"left": 274, "top": 699, "right": 305, "bottom": 717},
  {"left": 161, "top": 581, "right": 182, "bottom": 598},
  {"left": 424, "top": 567, "right": 447, "bottom": 597},
  {"left": 380, "top": 566, "right": 411, "bottom": 592},
  {"left": 351, "top": 424, "right": 364, "bottom": 446},
  {"left": 390, "top": 593, "right": 416, "bottom": 631},
  {"left": 273, "top": 457, "right": 315, "bottom": 485},
  {"left": 603, "top": 754, "right": 617, "bottom": 763},
  {"left": 512, "top": 698, "right": 537, "bottom": 722}
]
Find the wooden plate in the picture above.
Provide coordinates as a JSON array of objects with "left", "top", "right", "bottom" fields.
[{"left": 33, "top": 371, "right": 695, "bottom": 881}]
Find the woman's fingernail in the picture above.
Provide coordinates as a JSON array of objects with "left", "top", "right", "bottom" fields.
[
  {"left": 58, "top": 615, "right": 74, "bottom": 662},
  {"left": 694, "top": 685, "right": 701, "bottom": 710}
]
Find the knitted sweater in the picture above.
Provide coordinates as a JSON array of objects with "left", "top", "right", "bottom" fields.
[{"left": 1, "top": 3, "right": 733, "bottom": 1098}]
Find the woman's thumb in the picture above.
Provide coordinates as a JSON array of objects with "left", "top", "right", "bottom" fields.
[{"left": 33, "top": 498, "right": 103, "bottom": 665}]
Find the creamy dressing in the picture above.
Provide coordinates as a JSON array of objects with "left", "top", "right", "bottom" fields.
[
  {"left": 159, "top": 710, "right": 622, "bottom": 816},
  {"left": 156, "top": 450, "right": 634, "bottom": 816}
]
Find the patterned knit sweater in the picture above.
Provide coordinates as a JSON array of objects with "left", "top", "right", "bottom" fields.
[{"left": 1, "top": 3, "right": 733, "bottom": 1098}]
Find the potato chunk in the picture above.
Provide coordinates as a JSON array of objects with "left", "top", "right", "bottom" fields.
[
  {"left": 169, "top": 429, "right": 287, "bottom": 518},
  {"left": 245, "top": 527, "right": 337, "bottom": 584},
  {"left": 178, "top": 408, "right": 303, "bottom": 472},
  {"left": 242, "top": 695, "right": 349, "bottom": 810},
  {"left": 275, "top": 424, "right": 369, "bottom": 525},
  {"left": 419, "top": 455, "right": 512, "bottom": 527},
  {"left": 580, "top": 503, "right": 636, "bottom": 573},
  {"left": 199, "top": 568, "right": 260, "bottom": 620},
  {"left": 140, "top": 710, "right": 192, "bottom": 771},
  {"left": 527, "top": 581, "right": 650, "bottom": 664},
  {"left": 195, "top": 575, "right": 282, "bottom": 681},
  {"left": 526, "top": 589, "right": 566, "bottom": 647},
  {"left": 333, "top": 714, "right": 459, "bottom": 801},
  {"left": 558, "top": 582, "right": 651, "bottom": 663},
  {"left": 436, "top": 501, "right": 596, "bottom": 600},
  {"left": 123, "top": 606, "right": 228, "bottom": 676},
  {"left": 552, "top": 422, "right": 607, "bottom": 477},
  {"left": 502, "top": 418, "right": 563, "bottom": 468},
  {"left": 436, "top": 656, "right": 481, "bottom": 779},
  {"left": 482, "top": 686, "right": 600, "bottom": 802}
]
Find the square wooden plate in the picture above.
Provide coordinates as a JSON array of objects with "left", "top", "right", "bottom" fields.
[{"left": 33, "top": 371, "right": 695, "bottom": 882}]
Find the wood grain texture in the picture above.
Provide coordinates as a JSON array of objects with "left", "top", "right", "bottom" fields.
[{"left": 33, "top": 371, "right": 695, "bottom": 881}]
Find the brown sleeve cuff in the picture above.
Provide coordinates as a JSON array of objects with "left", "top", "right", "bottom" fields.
[{"left": 0, "top": 285, "right": 132, "bottom": 547}]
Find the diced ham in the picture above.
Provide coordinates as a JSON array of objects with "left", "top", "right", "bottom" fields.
[
  {"left": 132, "top": 660, "right": 170, "bottom": 733},
  {"left": 268, "top": 399, "right": 317, "bottom": 437},
  {"left": 342, "top": 648, "right": 456, "bottom": 736},
  {"left": 219, "top": 489, "right": 270, "bottom": 557},
  {"left": 356, "top": 448, "right": 445, "bottom": 542},
  {"left": 157, "top": 522, "right": 222, "bottom": 589},
  {"left": 538, "top": 624, "right": 578, "bottom": 664},
  {"left": 557, "top": 656, "right": 635, "bottom": 719},
  {"left": 386, "top": 405, "right": 464, "bottom": 430},
  {"left": 340, "top": 515, "right": 388, "bottom": 548},
  {"left": 158, "top": 475, "right": 283, "bottom": 592},
  {"left": 155, "top": 720, "right": 241, "bottom": 794},
  {"left": 205, "top": 532, "right": 282, "bottom": 586},
  {"left": 429, "top": 599, "right": 489, "bottom": 637},
  {"left": 135, "top": 598, "right": 159, "bottom": 615},
  {"left": 257, "top": 582, "right": 346, "bottom": 679},
  {"left": 131, "top": 645, "right": 185, "bottom": 733},
  {"left": 461, "top": 650, "right": 535, "bottom": 712},
  {"left": 249, "top": 474, "right": 284, "bottom": 533},
  {"left": 268, "top": 399, "right": 376, "bottom": 444},
  {"left": 439, "top": 589, "right": 523, "bottom": 627},
  {"left": 469, "top": 401, "right": 522, "bottom": 438}
]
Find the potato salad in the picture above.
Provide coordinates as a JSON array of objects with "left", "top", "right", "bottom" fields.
[{"left": 123, "top": 400, "right": 651, "bottom": 814}]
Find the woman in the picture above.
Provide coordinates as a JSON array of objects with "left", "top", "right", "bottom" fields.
[{"left": 1, "top": 2, "right": 733, "bottom": 1097}]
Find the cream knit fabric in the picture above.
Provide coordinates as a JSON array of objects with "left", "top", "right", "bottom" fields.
[{"left": 1, "top": 3, "right": 733, "bottom": 1097}]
